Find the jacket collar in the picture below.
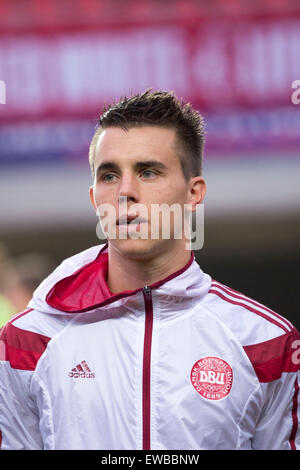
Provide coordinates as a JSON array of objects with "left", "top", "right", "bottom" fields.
[{"left": 46, "top": 243, "right": 197, "bottom": 313}]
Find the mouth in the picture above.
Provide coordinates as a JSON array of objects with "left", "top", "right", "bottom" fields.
[{"left": 117, "top": 215, "right": 148, "bottom": 226}]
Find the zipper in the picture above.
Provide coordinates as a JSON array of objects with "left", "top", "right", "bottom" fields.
[{"left": 142, "top": 285, "right": 154, "bottom": 451}]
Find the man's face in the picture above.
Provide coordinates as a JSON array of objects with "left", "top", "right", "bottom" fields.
[{"left": 90, "top": 125, "right": 205, "bottom": 260}]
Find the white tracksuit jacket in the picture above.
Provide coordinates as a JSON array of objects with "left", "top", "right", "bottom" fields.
[{"left": 0, "top": 243, "right": 299, "bottom": 450}]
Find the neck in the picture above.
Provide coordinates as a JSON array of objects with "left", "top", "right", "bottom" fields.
[{"left": 107, "top": 241, "right": 192, "bottom": 293}]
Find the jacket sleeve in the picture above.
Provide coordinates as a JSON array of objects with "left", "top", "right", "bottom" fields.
[
  {"left": 245, "top": 328, "right": 300, "bottom": 450},
  {"left": 0, "top": 321, "right": 49, "bottom": 449},
  {"left": 252, "top": 371, "right": 299, "bottom": 449}
]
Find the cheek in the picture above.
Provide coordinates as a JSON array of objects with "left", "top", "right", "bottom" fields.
[
  {"left": 160, "top": 182, "right": 188, "bottom": 205},
  {"left": 93, "top": 184, "right": 116, "bottom": 207},
  {"left": 152, "top": 178, "right": 185, "bottom": 198}
]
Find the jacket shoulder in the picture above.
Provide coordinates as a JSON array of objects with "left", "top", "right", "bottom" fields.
[
  {"left": 202, "top": 280, "right": 300, "bottom": 382},
  {"left": 0, "top": 308, "right": 66, "bottom": 371},
  {"left": 203, "top": 279, "right": 295, "bottom": 344}
]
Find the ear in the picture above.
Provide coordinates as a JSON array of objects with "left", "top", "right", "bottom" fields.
[
  {"left": 89, "top": 185, "right": 97, "bottom": 211},
  {"left": 187, "top": 177, "right": 206, "bottom": 212}
]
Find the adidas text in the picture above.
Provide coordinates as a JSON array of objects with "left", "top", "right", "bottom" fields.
[{"left": 68, "top": 371, "right": 95, "bottom": 378}]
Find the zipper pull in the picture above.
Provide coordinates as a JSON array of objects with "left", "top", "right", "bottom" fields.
[{"left": 143, "top": 285, "right": 151, "bottom": 296}]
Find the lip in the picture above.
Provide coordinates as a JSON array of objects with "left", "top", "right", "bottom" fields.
[{"left": 117, "top": 215, "right": 148, "bottom": 225}]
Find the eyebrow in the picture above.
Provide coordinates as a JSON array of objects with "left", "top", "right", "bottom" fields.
[{"left": 95, "top": 160, "right": 168, "bottom": 178}]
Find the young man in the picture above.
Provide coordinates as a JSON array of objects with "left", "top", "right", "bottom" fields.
[{"left": 0, "top": 90, "right": 299, "bottom": 450}]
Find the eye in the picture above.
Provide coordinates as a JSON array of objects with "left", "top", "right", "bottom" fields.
[
  {"left": 101, "top": 173, "right": 117, "bottom": 183},
  {"left": 141, "top": 169, "right": 156, "bottom": 179}
]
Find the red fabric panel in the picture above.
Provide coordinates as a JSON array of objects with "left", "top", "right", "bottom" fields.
[
  {"left": 244, "top": 328, "right": 300, "bottom": 383},
  {"left": 0, "top": 322, "right": 50, "bottom": 371}
]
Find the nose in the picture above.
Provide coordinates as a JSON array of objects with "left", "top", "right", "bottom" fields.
[{"left": 118, "top": 173, "right": 139, "bottom": 204}]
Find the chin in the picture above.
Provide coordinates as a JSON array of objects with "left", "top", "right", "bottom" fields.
[{"left": 110, "top": 237, "right": 163, "bottom": 260}]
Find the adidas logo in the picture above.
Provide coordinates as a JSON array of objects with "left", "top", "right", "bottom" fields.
[{"left": 68, "top": 360, "right": 95, "bottom": 378}]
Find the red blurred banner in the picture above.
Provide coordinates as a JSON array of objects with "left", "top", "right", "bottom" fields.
[
  {"left": 0, "top": 20, "right": 299, "bottom": 118},
  {"left": 0, "top": 0, "right": 299, "bottom": 163}
]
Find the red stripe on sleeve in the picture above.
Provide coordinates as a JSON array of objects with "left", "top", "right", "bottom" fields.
[
  {"left": 9, "top": 308, "right": 33, "bottom": 325},
  {"left": 0, "top": 322, "right": 50, "bottom": 371},
  {"left": 211, "top": 282, "right": 293, "bottom": 331},
  {"left": 289, "top": 376, "right": 299, "bottom": 450},
  {"left": 244, "top": 328, "right": 300, "bottom": 383},
  {"left": 209, "top": 289, "right": 290, "bottom": 333}
]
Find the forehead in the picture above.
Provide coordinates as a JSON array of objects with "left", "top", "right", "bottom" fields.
[{"left": 94, "top": 125, "right": 179, "bottom": 167}]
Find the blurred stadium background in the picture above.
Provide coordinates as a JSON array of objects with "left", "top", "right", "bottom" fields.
[{"left": 0, "top": 0, "right": 299, "bottom": 328}]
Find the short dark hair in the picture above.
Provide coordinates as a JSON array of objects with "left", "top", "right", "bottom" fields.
[{"left": 89, "top": 89, "right": 205, "bottom": 180}]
